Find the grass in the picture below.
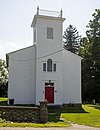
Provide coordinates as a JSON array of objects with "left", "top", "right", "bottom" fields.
[
  {"left": 48, "top": 104, "right": 100, "bottom": 128},
  {"left": 0, "top": 98, "right": 100, "bottom": 128},
  {"left": 0, "top": 122, "right": 69, "bottom": 128},
  {"left": 61, "top": 104, "right": 100, "bottom": 128},
  {"left": 0, "top": 97, "right": 8, "bottom": 106}
]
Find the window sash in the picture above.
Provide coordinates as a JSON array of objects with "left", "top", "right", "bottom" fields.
[
  {"left": 47, "top": 27, "right": 53, "bottom": 39},
  {"left": 53, "top": 63, "right": 56, "bottom": 72},
  {"left": 43, "top": 63, "right": 46, "bottom": 71},
  {"left": 47, "top": 59, "right": 52, "bottom": 72},
  {"left": 42, "top": 60, "right": 56, "bottom": 72}
]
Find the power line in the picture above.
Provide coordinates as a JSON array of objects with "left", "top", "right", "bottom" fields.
[{"left": 9, "top": 49, "right": 64, "bottom": 62}]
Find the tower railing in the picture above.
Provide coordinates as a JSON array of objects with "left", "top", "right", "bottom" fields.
[{"left": 37, "top": 7, "right": 62, "bottom": 18}]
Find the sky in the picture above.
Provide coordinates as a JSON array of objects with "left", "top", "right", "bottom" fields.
[{"left": 0, "top": 0, "right": 100, "bottom": 60}]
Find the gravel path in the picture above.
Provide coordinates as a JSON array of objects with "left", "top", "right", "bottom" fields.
[{"left": 69, "top": 123, "right": 100, "bottom": 129}]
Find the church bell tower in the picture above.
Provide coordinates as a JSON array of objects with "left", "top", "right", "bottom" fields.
[{"left": 31, "top": 6, "right": 65, "bottom": 57}]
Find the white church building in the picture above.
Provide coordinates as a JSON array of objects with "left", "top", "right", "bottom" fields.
[{"left": 6, "top": 7, "right": 82, "bottom": 106}]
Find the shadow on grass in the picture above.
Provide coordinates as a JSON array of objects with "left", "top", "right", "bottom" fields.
[
  {"left": 48, "top": 106, "right": 88, "bottom": 122},
  {"left": 48, "top": 106, "right": 88, "bottom": 113},
  {"left": 89, "top": 105, "right": 100, "bottom": 110},
  {"left": 95, "top": 106, "right": 100, "bottom": 110},
  {"left": 48, "top": 113, "right": 63, "bottom": 122}
]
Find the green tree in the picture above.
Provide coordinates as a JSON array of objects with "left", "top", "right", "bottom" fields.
[
  {"left": 63, "top": 25, "right": 81, "bottom": 54},
  {"left": 79, "top": 38, "right": 91, "bottom": 101},
  {"left": 79, "top": 9, "right": 100, "bottom": 102},
  {"left": 0, "top": 59, "right": 8, "bottom": 97},
  {"left": 86, "top": 9, "right": 100, "bottom": 64}
]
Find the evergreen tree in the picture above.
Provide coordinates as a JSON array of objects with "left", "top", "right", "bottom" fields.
[
  {"left": 63, "top": 25, "right": 81, "bottom": 54},
  {"left": 79, "top": 9, "right": 100, "bottom": 102},
  {"left": 86, "top": 9, "right": 100, "bottom": 65},
  {"left": 86, "top": 9, "right": 100, "bottom": 102}
]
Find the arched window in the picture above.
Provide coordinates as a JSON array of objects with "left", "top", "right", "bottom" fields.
[{"left": 47, "top": 59, "right": 52, "bottom": 72}]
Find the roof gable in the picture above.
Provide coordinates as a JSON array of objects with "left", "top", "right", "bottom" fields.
[
  {"left": 63, "top": 49, "right": 83, "bottom": 60},
  {"left": 6, "top": 45, "right": 35, "bottom": 56},
  {"left": 6, "top": 45, "right": 36, "bottom": 67}
]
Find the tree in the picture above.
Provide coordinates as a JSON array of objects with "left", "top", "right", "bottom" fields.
[
  {"left": 79, "top": 9, "right": 100, "bottom": 102},
  {"left": 79, "top": 38, "right": 91, "bottom": 101},
  {"left": 63, "top": 25, "right": 81, "bottom": 54},
  {"left": 86, "top": 9, "right": 100, "bottom": 102},
  {"left": 0, "top": 59, "right": 8, "bottom": 97}
]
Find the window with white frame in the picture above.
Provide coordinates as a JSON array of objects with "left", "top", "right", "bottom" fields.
[
  {"left": 43, "top": 63, "right": 46, "bottom": 71},
  {"left": 47, "top": 59, "right": 52, "bottom": 72},
  {"left": 47, "top": 27, "right": 53, "bottom": 39},
  {"left": 43, "top": 59, "right": 56, "bottom": 72},
  {"left": 53, "top": 63, "right": 56, "bottom": 72}
]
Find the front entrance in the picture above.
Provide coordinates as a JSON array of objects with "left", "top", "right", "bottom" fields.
[{"left": 45, "top": 83, "right": 54, "bottom": 103}]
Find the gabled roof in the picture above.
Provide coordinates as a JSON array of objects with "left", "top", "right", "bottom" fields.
[
  {"left": 6, "top": 45, "right": 35, "bottom": 56},
  {"left": 63, "top": 48, "right": 83, "bottom": 60},
  {"left": 6, "top": 45, "right": 35, "bottom": 67}
]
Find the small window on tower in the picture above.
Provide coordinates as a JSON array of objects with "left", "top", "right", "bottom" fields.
[{"left": 47, "top": 27, "right": 53, "bottom": 39}]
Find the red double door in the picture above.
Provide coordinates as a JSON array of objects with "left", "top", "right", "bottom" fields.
[{"left": 45, "top": 86, "right": 54, "bottom": 103}]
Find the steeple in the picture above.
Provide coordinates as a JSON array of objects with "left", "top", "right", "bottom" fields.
[{"left": 31, "top": 7, "right": 66, "bottom": 57}]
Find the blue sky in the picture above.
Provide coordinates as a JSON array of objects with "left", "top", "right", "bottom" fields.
[{"left": 0, "top": 0, "right": 100, "bottom": 59}]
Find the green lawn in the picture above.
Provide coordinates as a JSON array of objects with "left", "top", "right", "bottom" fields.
[
  {"left": 0, "top": 98, "right": 8, "bottom": 106},
  {"left": 61, "top": 104, "right": 100, "bottom": 128},
  {"left": 48, "top": 104, "right": 100, "bottom": 128},
  {"left": 0, "top": 122, "right": 69, "bottom": 128},
  {"left": 0, "top": 98, "right": 100, "bottom": 128}
]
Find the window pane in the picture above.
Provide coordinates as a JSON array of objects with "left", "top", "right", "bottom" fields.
[
  {"left": 43, "top": 63, "right": 46, "bottom": 71},
  {"left": 53, "top": 63, "right": 56, "bottom": 72},
  {"left": 47, "top": 59, "right": 52, "bottom": 72},
  {"left": 45, "top": 83, "right": 54, "bottom": 86},
  {"left": 47, "top": 27, "right": 53, "bottom": 39}
]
